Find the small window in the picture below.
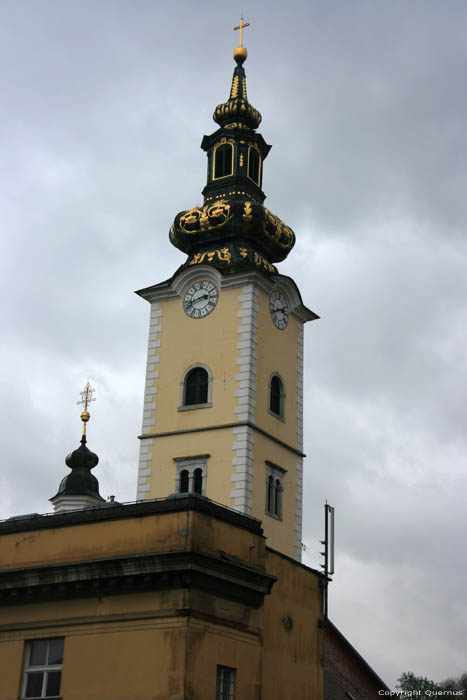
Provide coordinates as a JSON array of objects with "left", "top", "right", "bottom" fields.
[
  {"left": 184, "top": 367, "right": 209, "bottom": 406},
  {"left": 214, "top": 144, "right": 233, "bottom": 179},
  {"left": 193, "top": 468, "right": 203, "bottom": 495},
  {"left": 269, "top": 375, "right": 285, "bottom": 419},
  {"left": 179, "top": 469, "right": 189, "bottom": 493},
  {"left": 22, "top": 638, "right": 64, "bottom": 699},
  {"left": 266, "top": 462, "right": 286, "bottom": 520},
  {"left": 267, "top": 475, "right": 274, "bottom": 513},
  {"left": 174, "top": 455, "right": 209, "bottom": 496},
  {"left": 248, "top": 146, "right": 261, "bottom": 185},
  {"left": 216, "top": 665, "right": 236, "bottom": 700}
]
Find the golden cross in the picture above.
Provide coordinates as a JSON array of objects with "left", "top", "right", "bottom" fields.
[
  {"left": 77, "top": 381, "right": 96, "bottom": 412},
  {"left": 233, "top": 16, "right": 250, "bottom": 47}
]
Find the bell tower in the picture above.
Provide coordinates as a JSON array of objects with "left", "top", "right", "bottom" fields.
[{"left": 136, "top": 27, "right": 317, "bottom": 560}]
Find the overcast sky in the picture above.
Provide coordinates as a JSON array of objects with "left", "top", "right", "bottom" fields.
[{"left": 1, "top": 0, "right": 466, "bottom": 689}]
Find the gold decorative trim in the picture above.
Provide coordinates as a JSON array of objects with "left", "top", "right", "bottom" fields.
[
  {"left": 179, "top": 200, "right": 232, "bottom": 235},
  {"left": 242, "top": 201, "right": 253, "bottom": 226},
  {"left": 263, "top": 209, "right": 294, "bottom": 249},
  {"left": 189, "top": 247, "right": 232, "bottom": 266},
  {"left": 230, "top": 75, "right": 239, "bottom": 99},
  {"left": 212, "top": 139, "right": 235, "bottom": 181}
]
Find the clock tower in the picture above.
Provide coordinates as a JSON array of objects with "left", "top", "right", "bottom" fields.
[{"left": 136, "top": 33, "right": 317, "bottom": 561}]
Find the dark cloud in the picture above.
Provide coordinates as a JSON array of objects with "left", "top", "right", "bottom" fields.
[{"left": 1, "top": 0, "right": 466, "bottom": 688}]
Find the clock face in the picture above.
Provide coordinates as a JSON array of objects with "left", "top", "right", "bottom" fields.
[
  {"left": 270, "top": 290, "right": 289, "bottom": 330},
  {"left": 183, "top": 280, "right": 219, "bottom": 318}
]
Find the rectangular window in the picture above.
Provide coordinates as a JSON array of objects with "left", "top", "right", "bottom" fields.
[
  {"left": 22, "top": 638, "right": 64, "bottom": 699},
  {"left": 216, "top": 665, "right": 236, "bottom": 700}
]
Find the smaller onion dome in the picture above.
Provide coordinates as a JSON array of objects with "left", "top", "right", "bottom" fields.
[
  {"left": 50, "top": 382, "right": 105, "bottom": 512},
  {"left": 213, "top": 47, "right": 261, "bottom": 131},
  {"left": 54, "top": 436, "right": 102, "bottom": 498}
]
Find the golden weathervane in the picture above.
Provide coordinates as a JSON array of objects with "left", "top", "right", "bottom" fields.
[{"left": 76, "top": 381, "right": 96, "bottom": 437}]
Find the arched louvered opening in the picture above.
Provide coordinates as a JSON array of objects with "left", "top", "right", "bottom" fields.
[
  {"left": 184, "top": 367, "right": 209, "bottom": 406},
  {"left": 248, "top": 146, "right": 261, "bottom": 185},
  {"left": 269, "top": 375, "right": 284, "bottom": 418},
  {"left": 193, "top": 468, "right": 203, "bottom": 495},
  {"left": 213, "top": 143, "right": 233, "bottom": 179},
  {"left": 179, "top": 469, "right": 189, "bottom": 494}
]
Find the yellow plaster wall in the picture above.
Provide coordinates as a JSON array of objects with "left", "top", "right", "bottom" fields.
[
  {"left": 145, "top": 428, "right": 236, "bottom": 504},
  {"left": 0, "top": 509, "right": 324, "bottom": 700},
  {"left": 0, "top": 511, "right": 189, "bottom": 571},
  {"left": 185, "top": 619, "right": 262, "bottom": 699},
  {"left": 263, "top": 548, "right": 324, "bottom": 700},
  {"left": 0, "top": 639, "right": 23, "bottom": 699},
  {"left": 249, "top": 431, "right": 299, "bottom": 559},
  {"left": 152, "top": 285, "right": 243, "bottom": 434},
  {"left": 254, "top": 287, "right": 301, "bottom": 447},
  {"left": 0, "top": 509, "right": 263, "bottom": 572},
  {"left": 142, "top": 275, "right": 305, "bottom": 557}
]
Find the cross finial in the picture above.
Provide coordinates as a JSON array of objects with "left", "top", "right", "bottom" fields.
[
  {"left": 76, "top": 381, "right": 96, "bottom": 438},
  {"left": 233, "top": 16, "right": 250, "bottom": 48}
]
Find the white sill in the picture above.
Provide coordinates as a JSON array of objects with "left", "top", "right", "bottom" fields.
[
  {"left": 178, "top": 402, "right": 213, "bottom": 412},
  {"left": 266, "top": 510, "right": 283, "bottom": 521},
  {"left": 267, "top": 408, "right": 285, "bottom": 423}
]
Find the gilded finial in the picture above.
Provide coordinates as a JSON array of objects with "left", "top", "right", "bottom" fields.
[
  {"left": 233, "top": 16, "right": 249, "bottom": 64},
  {"left": 76, "top": 381, "right": 96, "bottom": 439}
]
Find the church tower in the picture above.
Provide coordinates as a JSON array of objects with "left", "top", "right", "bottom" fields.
[{"left": 136, "top": 26, "right": 317, "bottom": 561}]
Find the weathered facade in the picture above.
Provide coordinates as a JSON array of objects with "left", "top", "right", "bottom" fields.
[{"left": 0, "top": 496, "right": 324, "bottom": 699}]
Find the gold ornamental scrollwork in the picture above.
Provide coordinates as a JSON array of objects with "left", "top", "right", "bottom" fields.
[
  {"left": 179, "top": 199, "right": 232, "bottom": 235},
  {"left": 254, "top": 251, "right": 275, "bottom": 272},
  {"left": 263, "top": 208, "right": 295, "bottom": 250},
  {"left": 189, "top": 247, "right": 232, "bottom": 266}
]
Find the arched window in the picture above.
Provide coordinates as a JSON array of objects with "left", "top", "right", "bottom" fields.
[
  {"left": 266, "top": 461, "right": 285, "bottom": 520},
  {"left": 248, "top": 146, "right": 261, "bottom": 185},
  {"left": 179, "top": 469, "right": 189, "bottom": 494},
  {"left": 193, "top": 468, "right": 203, "bottom": 495},
  {"left": 184, "top": 367, "right": 209, "bottom": 406},
  {"left": 214, "top": 143, "right": 233, "bottom": 179},
  {"left": 174, "top": 455, "right": 209, "bottom": 497},
  {"left": 269, "top": 375, "right": 284, "bottom": 419},
  {"left": 267, "top": 475, "right": 274, "bottom": 514},
  {"left": 274, "top": 479, "right": 282, "bottom": 518}
]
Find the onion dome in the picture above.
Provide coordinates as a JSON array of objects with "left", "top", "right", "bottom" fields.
[
  {"left": 213, "top": 52, "right": 262, "bottom": 131},
  {"left": 50, "top": 383, "right": 105, "bottom": 513},
  {"left": 169, "top": 21, "right": 296, "bottom": 275},
  {"left": 53, "top": 436, "right": 102, "bottom": 500}
]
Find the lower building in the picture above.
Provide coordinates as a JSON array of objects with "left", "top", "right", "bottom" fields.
[{"left": 0, "top": 495, "right": 324, "bottom": 700}]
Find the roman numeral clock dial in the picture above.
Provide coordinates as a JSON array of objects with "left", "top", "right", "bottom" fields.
[
  {"left": 270, "top": 290, "right": 289, "bottom": 330},
  {"left": 183, "top": 280, "right": 219, "bottom": 318}
]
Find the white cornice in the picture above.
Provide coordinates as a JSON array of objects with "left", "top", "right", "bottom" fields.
[{"left": 136, "top": 266, "right": 318, "bottom": 323}]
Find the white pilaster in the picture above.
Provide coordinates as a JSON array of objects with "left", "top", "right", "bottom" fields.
[{"left": 136, "top": 302, "right": 163, "bottom": 500}]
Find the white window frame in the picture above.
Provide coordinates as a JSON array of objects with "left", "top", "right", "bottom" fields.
[
  {"left": 216, "top": 665, "right": 236, "bottom": 700},
  {"left": 265, "top": 461, "right": 286, "bottom": 520},
  {"left": 174, "top": 454, "right": 209, "bottom": 495},
  {"left": 178, "top": 363, "right": 213, "bottom": 411},
  {"left": 21, "top": 638, "right": 64, "bottom": 699}
]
